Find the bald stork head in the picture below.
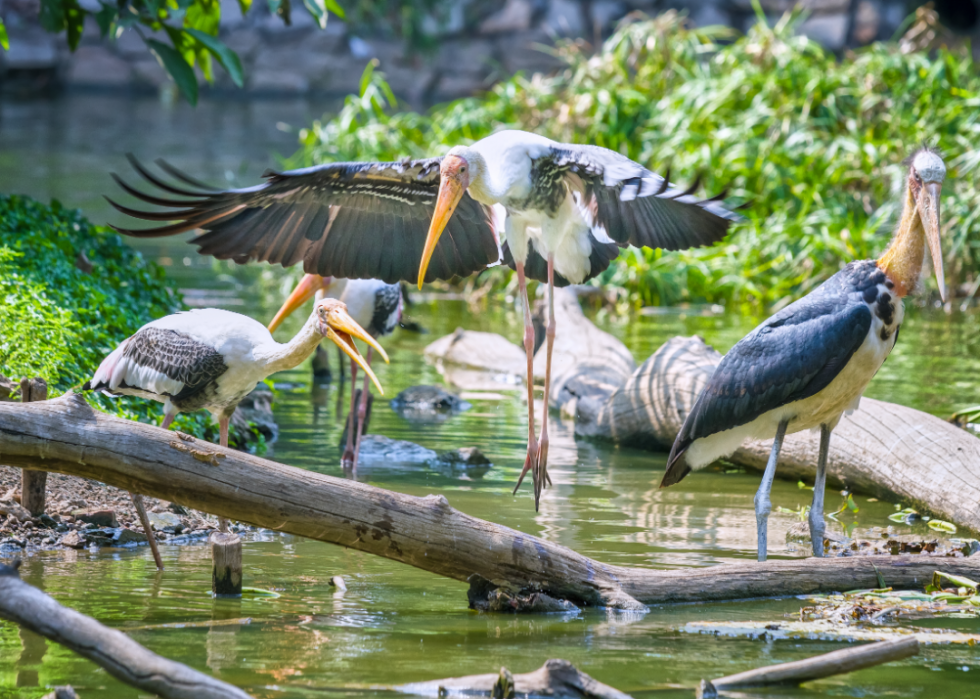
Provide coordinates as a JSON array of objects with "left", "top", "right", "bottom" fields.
[{"left": 907, "top": 147, "right": 946, "bottom": 301}]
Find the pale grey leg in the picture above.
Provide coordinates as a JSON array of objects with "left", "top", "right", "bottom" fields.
[
  {"left": 755, "top": 420, "right": 789, "bottom": 563},
  {"left": 808, "top": 424, "right": 832, "bottom": 558}
]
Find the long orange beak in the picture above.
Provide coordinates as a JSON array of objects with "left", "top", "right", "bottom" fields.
[
  {"left": 269, "top": 274, "right": 332, "bottom": 333},
  {"left": 917, "top": 181, "right": 945, "bottom": 302},
  {"left": 418, "top": 155, "right": 467, "bottom": 289},
  {"left": 318, "top": 302, "right": 389, "bottom": 394}
]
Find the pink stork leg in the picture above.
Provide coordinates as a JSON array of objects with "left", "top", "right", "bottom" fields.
[
  {"left": 217, "top": 415, "right": 231, "bottom": 533},
  {"left": 533, "top": 255, "right": 557, "bottom": 509},
  {"left": 351, "top": 346, "right": 374, "bottom": 470},
  {"left": 342, "top": 362, "right": 359, "bottom": 468},
  {"left": 512, "top": 262, "right": 539, "bottom": 495}
]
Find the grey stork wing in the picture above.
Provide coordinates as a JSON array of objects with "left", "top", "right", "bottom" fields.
[
  {"left": 106, "top": 156, "right": 499, "bottom": 285},
  {"left": 662, "top": 293, "right": 873, "bottom": 486},
  {"left": 123, "top": 327, "right": 228, "bottom": 403},
  {"left": 534, "top": 144, "right": 737, "bottom": 250}
]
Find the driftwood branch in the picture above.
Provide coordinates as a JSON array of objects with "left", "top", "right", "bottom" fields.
[
  {"left": 0, "top": 562, "right": 252, "bottom": 699},
  {"left": 399, "top": 659, "right": 631, "bottom": 699},
  {"left": 572, "top": 336, "right": 980, "bottom": 533},
  {"left": 1, "top": 394, "right": 978, "bottom": 610},
  {"left": 699, "top": 637, "right": 919, "bottom": 697}
]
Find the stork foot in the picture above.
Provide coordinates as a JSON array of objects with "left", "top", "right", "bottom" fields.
[
  {"left": 533, "top": 438, "right": 550, "bottom": 511},
  {"left": 512, "top": 437, "right": 539, "bottom": 495},
  {"left": 341, "top": 450, "right": 355, "bottom": 470}
]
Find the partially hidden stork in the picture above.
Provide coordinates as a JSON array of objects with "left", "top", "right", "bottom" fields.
[
  {"left": 661, "top": 148, "right": 947, "bottom": 561},
  {"left": 85, "top": 297, "right": 386, "bottom": 568},
  {"left": 107, "top": 131, "right": 737, "bottom": 509},
  {"left": 268, "top": 274, "right": 400, "bottom": 469}
]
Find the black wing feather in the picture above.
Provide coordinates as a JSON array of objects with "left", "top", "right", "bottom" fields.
[{"left": 109, "top": 156, "right": 498, "bottom": 285}]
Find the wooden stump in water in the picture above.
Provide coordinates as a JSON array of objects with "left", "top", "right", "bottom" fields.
[
  {"left": 211, "top": 532, "right": 243, "bottom": 596},
  {"left": 19, "top": 378, "right": 48, "bottom": 517}
]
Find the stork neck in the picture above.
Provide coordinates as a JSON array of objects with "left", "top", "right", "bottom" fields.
[
  {"left": 257, "top": 315, "right": 323, "bottom": 375},
  {"left": 466, "top": 149, "right": 509, "bottom": 204},
  {"left": 877, "top": 185, "right": 924, "bottom": 298}
]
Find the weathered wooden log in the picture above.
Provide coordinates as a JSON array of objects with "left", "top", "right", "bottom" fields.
[
  {"left": 399, "top": 659, "right": 632, "bottom": 699},
  {"left": 19, "top": 378, "right": 48, "bottom": 516},
  {"left": 1, "top": 393, "right": 978, "bottom": 610},
  {"left": 0, "top": 562, "right": 253, "bottom": 699},
  {"left": 573, "top": 336, "right": 980, "bottom": 533},
  {"left": 698, "top": 637, "right": 919, "bottom": 697},
  {"left": 211, "top": 531, "right": 243, "bottom": 596}
]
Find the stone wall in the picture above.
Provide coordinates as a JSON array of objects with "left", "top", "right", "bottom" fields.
[{"left": 1, "top": 1, "right": 977, "bottom": 103}]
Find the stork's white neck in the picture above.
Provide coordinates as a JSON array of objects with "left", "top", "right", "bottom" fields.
[
  {"left": 458, "top": 136, "right": 536, "bottom": 205},
  {"left": 255, "top": 313, "right": 323, "bottom": 376}
]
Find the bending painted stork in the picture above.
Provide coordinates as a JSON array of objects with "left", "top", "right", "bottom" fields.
[
  {"left": 106, "top": 132, "right": 737, "bottom": 509},
  {"left": 268, "top": 274, "right": 400, "bottom": 469},
  {"left": 661, "top": 148, "right": 947, "bottom": 562},
  {"left": 85, "top": 297, "right": 386, "bottom": 567}
]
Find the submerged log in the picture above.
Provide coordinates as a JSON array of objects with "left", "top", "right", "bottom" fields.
[
  {"left": 573, "top": 336, "right": 980, "bottom": 533},
  {"left": 1, "top": 394, "right": 979, "bottom": 610},
  {"left": 399, "top": 659, "right": 632, "bottom": 699},
  {"left": 0, "top": 561, "right": 253, "bottom": 699},
  {"left": 698, "top": 637, "right": 919, "bottom": 698}
]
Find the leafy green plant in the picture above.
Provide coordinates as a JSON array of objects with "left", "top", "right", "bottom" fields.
[
  {"left": 291, "top": 9, "right": 980, "bottom": 311},
  {"left": 31, "top": 0, "right": 343, "bottom": 105},
  {"left": 0, "top": 194, "right": 256, "bottom": 445}
]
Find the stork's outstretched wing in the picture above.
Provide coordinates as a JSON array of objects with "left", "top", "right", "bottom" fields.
[
  {"left": 107, "top": 156, "right": 500, "bottom": 285},
  {"left": 531, "top": 144, "right": 738, "bottom": 250},
  {"left": 662, "top": 262, "right": 881, "bottom": 487}
]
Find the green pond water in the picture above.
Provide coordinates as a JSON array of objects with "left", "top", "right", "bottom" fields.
[{"left": 2, "top": 95, "right": 980, "bottom": 698}]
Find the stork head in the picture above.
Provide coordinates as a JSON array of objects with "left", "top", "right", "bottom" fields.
[
  {"left": 313, "top": 297, "right": 388, "bottom": 395},
  {"left": 418, "top": 146, "right": 477, "bottom": 289},
  {"left": 908, "top": 148, "right": 946, "bottom": 301}
]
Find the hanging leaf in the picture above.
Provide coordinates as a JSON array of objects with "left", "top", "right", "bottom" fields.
[
  {"left": 186, "top": 29, "right": 245, "bottom": 88},
  {"left": 94, "top": 5, "right": 117, "bottom": 36},
  {"left": 324, "top": 0, "right": 344, "bottom": 18},
  {"left": 304, "top": 0, "right": 329, "bottom": 29},
  {"left": 928, "top": 519, "right": 958, "bottom": 533},
  {"left": 147, "top": 39, "right": 199, "bottom": 105},
  {"left": 0, "top": 19, "right": 8, "bottom": 51},
  {"left": 237, "top": 0, "right": 253, "bottom": 15}
]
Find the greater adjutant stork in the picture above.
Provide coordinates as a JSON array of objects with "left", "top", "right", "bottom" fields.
[
  {"left": 107, "top": 132, "right": 737, "bottom": 509},
  {"left": 268, "top": 274, "right": 400, "bottom": 469},
  {"left": 85, "top": 297, "right": 386, "bottom": 566},
  {"left": 661, "top": 148, "right": 947, "bottom": 561}
]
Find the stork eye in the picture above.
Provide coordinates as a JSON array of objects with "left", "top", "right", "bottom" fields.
[{"left": 460, "top": 166, "right": 467, "bottom": 173}]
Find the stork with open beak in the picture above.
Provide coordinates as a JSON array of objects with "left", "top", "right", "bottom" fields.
[
  {"left": 106, "top": 130, "right": 737, "bottom": 510},
  {"left": 268, "top": 274, "right": 398, "bottom": 470},
  {"left": 85, "top": 297, "right": 385, "bottom": 568},
  {"left": 661, "top": 148, "right": 947, "bottom": 561}
]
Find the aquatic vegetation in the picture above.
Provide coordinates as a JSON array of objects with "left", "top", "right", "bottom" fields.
[
  {"left": 0, "top": 194, "right": 243, "bottom": 443},
  {"left": 292, "top": 10, "right": 980, "bottom": 310}
]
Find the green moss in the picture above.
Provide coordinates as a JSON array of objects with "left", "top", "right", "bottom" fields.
[
  {"left": 290, "top": 10, "right": 980, "bottom": 311},
  {"left": 0, "top": 194, "right": 257, "bottom": 447}
]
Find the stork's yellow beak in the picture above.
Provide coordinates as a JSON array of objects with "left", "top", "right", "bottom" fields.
[
  {"left": 269, "top": 274, "right": 332, "bottom": 333},
  {"left": 917, "top": 181, "right": 945, "bottom": 302},
  {"left": 317, "top": 300, "right": 388, "bottom": 394},
  {"left": 418, "top": 154, "right": 468, "bottom": 289}
]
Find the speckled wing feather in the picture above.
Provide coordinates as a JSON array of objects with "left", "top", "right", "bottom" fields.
[
  {"left": 121, "top": 327, "right": 227, "bottom": 402},
  {"left": 370, "top": 283, "right": 403, "bottom": 337},
  {"left": 663, "top": 264, "right": 875, "bottom": 486},
  {"left": 532, "top": 144, "right": 737, "bottom": 250},
  {"left": 107, "top": 156, "right": 499, "bottom": 285},
  {"left": 499, "top": 233, "right": 621, "bottom": 286}
]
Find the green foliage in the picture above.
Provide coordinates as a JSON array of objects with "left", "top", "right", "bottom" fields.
[
  {"left": 0, "top": 17, "right": 9, "bottom": 51},
  {"left": 35, "top": 0, "right": 342, "bottom": 104},
  {"left": 0, "top": 194, "right": 229, "bottom": 442},
  {"left": 292, "top": 10, "right": 980, "bottom": 310}
]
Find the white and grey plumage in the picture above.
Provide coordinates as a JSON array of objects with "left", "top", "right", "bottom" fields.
[
  {"left": 107, "top": 130, "right": 737, "bottom": 508},
  {"left": 267, "top": 275, "right": 403, "bottom": 470},
  {"left": 662, "top": 148, "right": 948, "bottom": 562}
]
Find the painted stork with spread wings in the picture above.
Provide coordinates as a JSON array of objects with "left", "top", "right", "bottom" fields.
[
  {"left": 107, "top": 131, "right": 737, "bottom": 510},
  {"left": 85, "top": 297, "right": 386, "bottom": 567},
  {"left": 661, "top": 148, "right": 947, "bottom": 562},
  {"left": 268, "top": 274, "right": 401, "bottom": 469}
]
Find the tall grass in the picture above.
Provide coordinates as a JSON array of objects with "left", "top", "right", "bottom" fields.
[{"left": 289, "top": 9, "right": 980, "bottom": 310}]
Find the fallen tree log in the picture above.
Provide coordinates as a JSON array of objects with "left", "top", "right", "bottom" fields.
[
  {"left": 399, "top": 659, "right": 631, "bottom": 699},
  {"left": 572, "top": 336, "right": 980, "bottom": 534},
  {"left": 1, "top": 394, "right": 978, "bottom": 610},
  {"left": 0, "top": 561, "right": 253, "bottom": 699}
]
